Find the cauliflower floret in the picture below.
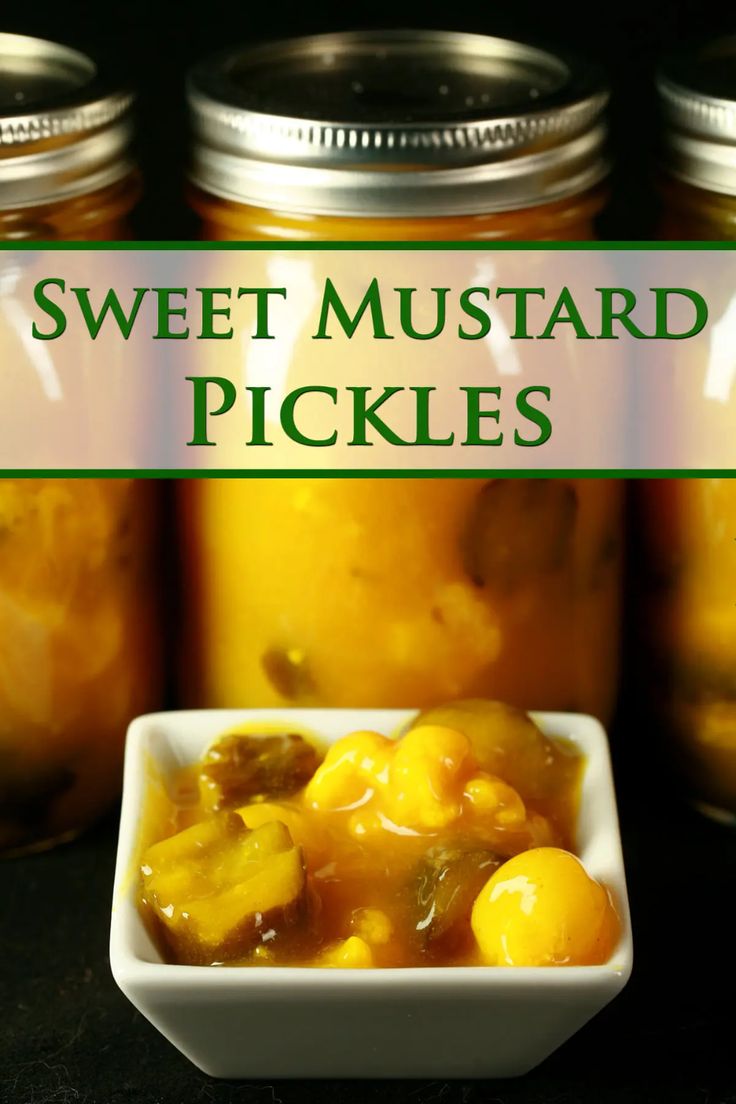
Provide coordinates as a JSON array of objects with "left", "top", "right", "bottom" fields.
[
  {"left": 305, "top": 730, "right": 393, "bottom": 810},
  {"left": 305, "top": 723, "right": 535, "bottom": 838},
  {"left": 317, "top": 936, "right": 374, "bottom": 968}
]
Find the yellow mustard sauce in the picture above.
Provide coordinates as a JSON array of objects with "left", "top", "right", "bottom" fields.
[{"left": 189, "top": 187, "right": 604, "bottom": 243}]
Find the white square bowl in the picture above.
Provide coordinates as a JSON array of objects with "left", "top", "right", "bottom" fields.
[{"left": 110, "top": 708, "right": 632, "bottom": 1080}]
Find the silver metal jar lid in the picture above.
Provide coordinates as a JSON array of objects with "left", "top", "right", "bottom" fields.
[
  {"left": 187, "top": 29, "right": 610, "bottom": 217},
  {"left": 0, "top": 32, "right": 134, "bottom": 210},
  {"left": 658, "top": 37, "right": 736, "bottom": 197}
]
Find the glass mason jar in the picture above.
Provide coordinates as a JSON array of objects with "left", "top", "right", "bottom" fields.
[
  {"left": 640, "top": 37, "right": 736, "bottom": 820},
  {"left": 180, "top": 30, "right": 623, "bottom": 720},
  {"left": 0, "top": 33, "right": 162, "bottom": 854}
]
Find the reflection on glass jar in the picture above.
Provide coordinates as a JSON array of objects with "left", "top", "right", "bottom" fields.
[
  {"left": 0, "top": 33, "right": 161, "bottom": 853},
  {"left": 642, "top": 37, "right": 736, "bottom": 820},
  {"left": 180, "top": 30, "right": 623, "bottom": 722}
]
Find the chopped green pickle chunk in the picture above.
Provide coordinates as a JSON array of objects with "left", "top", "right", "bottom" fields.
[
  {"left": 411, "top": 846, "right": 502, "bottom": 957},
  {"left": 140, "top": 815, "right": 306, "bottom": 965},
  {"left": 200, "top": 731, "right": 321, "bottom": 809}
]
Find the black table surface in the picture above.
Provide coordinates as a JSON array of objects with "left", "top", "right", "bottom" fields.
[{"left": 3, "top": 733, "right": 736, "bottom": 1104}]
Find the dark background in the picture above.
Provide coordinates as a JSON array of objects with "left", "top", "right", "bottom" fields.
[
  {"left": 3, "top": 3, "right": 736, "bottom": 1103},
  {"left": 3, "top": 0, "right": 736, "bottom": 239}
]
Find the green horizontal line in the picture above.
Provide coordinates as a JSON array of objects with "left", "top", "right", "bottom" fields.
[
  {"left": 2, "top": 470, "right": 736, "bottom": 479},
  {"left": 0, "top": 241, "right": 735, "bottom": 251}
]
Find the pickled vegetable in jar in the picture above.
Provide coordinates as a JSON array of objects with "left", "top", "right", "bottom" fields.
[
  {"left": 0, "top": 480, "right": 162, "bottom": 853},
  {"left": 638, "top": 39, "right": 736, "bottom": 821},
  {"left": 182, "top": 478, "right": 621, "bottom": 716},
  {"left": 640, "top": 481, "right": 736, "bottom": 819},
  {"left": 181, "top": 31, "right": 622, "bottom": 720},
  {"left": 0, "top": 34, "right": 161, "bottom": 854}
]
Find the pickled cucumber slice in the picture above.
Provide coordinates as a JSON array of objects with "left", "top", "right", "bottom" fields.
[{"left": 140, "top": 815, "right": 306, "bottom": 965}]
